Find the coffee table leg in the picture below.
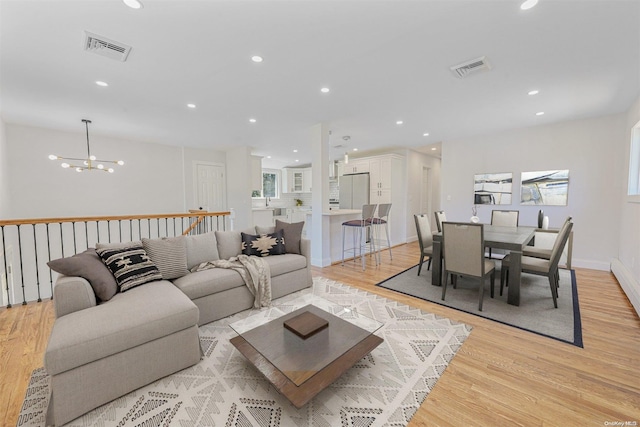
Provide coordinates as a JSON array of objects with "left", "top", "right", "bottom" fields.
[
  {"left": 432, "top": 240, "right": 442, "bottom": 287},
  {"left": 507, "top": 250, "right": 522, "bottom": 306}
]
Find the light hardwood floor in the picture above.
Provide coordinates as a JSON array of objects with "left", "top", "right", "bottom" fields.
[{"left": 1, "top": 242, "right": 639, "bottom": 426}]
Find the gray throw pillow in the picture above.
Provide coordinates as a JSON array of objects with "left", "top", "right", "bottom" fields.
[
  {"left": 47, "top": 249, "right": 118, "bottom": 302},
  {"left": 141, "top": 236, "right": 189, "bottom": 280},
  {"left": 184, "top": 232, "right": 220, "bottom": 270},
  {"left": 275, "top": 220, "right": 304, "bottom": 254}
]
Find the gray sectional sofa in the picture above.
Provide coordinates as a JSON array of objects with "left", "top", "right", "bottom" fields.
[{"left": 44, "top": 226, "right": 312, "bottom": 426}]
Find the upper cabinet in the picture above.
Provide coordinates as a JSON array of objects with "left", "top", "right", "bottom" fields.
[
  {"left": 282, "top": 167, "right": 312, "bottom": 193},
  {"left": 342, "top": 159, "right": 370, "bottom": 174}
]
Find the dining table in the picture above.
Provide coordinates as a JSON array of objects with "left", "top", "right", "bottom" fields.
[{"left": 431, "top": 224, "right": 536, "bottom": 306}]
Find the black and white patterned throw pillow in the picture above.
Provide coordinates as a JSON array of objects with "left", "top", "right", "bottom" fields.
[
  {"left": 241, "top": 230, "right": 285, "bottom": 257},
  {"left": 96, "top": 244, "right": 163, "bottom": 292}
]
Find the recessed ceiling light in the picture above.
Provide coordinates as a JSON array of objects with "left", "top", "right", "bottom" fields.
[
  {"left": 187, "top": 103, "right": 196, "bottom": 109},
  {"left": 249, "top": 118, "right": 257, "bottom": 123},
  {"left": 95, "top": 81, "right": 108, "bottom": 87},
  {"left": 536, "top": 111, "right": 545, "bottom": 116},
  {"left": 353, "top": 148, "right": 358, "bottom": 151},
  {"left": 431, "top": 147, "right": 437, "bottom": 151},
  {"left": 396, "top": 120, "right": 403, "bottom": 125},
  {"left": 295, "top": 159, "right": 299, "bottom": 162},
  {"left": 123, "top": 0, "right": 143, "bottom": 9},
  {"left": 528, "top": 90, "right": 539, "bottom": 95},
  {"left": 267, "top": 156, "right": 271, "bottom": 159},
  {"left": 423, "top": 133, "right": 429, "bottom": 137},
  {"left": 320, "top": 87, "right": 330, "bottom": 93},
  {"left": 251, "top": 56, "right": 263, "bottom": 63},
  {"left": 293, "top": 149, "right": 298, "bottom": 153},
  {"left": 520, "top": 0, "right": 538, "bottom": 10}
]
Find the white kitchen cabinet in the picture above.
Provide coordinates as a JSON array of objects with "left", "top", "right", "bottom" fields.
[
  {"left": 342, "top": 159, "right": 369, "bottom": 175},
  {"left": 302, "top": 168, "right": 312, "bottom": 193},
  {"left": 252, "top": 209, "right": 274, "bottom": 227},
  {"left": 282, "top": 167, "right": 311, "bottom": 193}
]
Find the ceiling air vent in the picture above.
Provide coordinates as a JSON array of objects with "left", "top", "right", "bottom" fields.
[
  {"left": 84, "top": 31, "right": 132, "bottom": 62},
  {"left": 450, "top": 56, "right": 491, "bottom": 78}
]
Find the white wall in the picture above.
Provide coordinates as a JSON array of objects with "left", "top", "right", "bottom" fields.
[
  {"left": 226, "top": 146, "right": 253, "bottom": 230},
  {"left": 441, "top": 113, "right": 626, "bottom": 270},
  {"left": 0, "top": 118, "right": 10, "bottom": 219},
  {"left": 406, "top": 149, "right": 441, "bottom": 240},
  {"left": 613, "top": 95, "right": 640, "bottom": 314},
  {"left": 4, "top": 123, "right": 229, "bottom": 219}
]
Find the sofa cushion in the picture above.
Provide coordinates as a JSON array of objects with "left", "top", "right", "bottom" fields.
[
  {"left": 44, "top": 280, "right": 198, "bottom": 375},
  {"left": 261, "top": 253, "right": 308, "bottom": 276},
  {"left": 142, "top": 236, "right": 189, "bottom": 280},
  {"left": 172, "top": 268, "right": 246, "bottom": 301},
  {"left": 255, "top": 225, "right": 275, "bottom": 235},
  {"left": 215, "top": 228, "right": 256, "bottom": 260},
  {"left": 96, "top": 244, "right": 163, "bottom": 292},
  {"left": 47, "top": 249, "right": 118, "bottom": 302},
  {"left": 241, "top": 230, "right": 285, "bottom": 257},
  {"left": 275, "top": 220, "right": 304, "bottom": 254},
  {"left": 185, "top": 232, "right": 220, "bottom": 269}
]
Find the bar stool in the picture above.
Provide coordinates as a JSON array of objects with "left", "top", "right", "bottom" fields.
[
  {"left": 367, "top": 203, "right": 392, "bottom": 263},
  {"left": 342, "top": 204, "right": 378, "bottom": 270}
]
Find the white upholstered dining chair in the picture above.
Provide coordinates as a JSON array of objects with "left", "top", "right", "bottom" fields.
[{"left": 441, "top": 222, "right": 496, "bottom": 311}]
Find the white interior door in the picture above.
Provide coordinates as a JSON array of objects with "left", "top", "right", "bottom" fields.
[{"left": 194, "top": 162, "right": 226, "bottom": 212}]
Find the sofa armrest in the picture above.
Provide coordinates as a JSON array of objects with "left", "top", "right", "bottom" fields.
[
  {"left": 53, "top": 275, "right": 97, "bottom": 318},
  {"left": 300, "top": 238, "right": 311, "bottom": 265}
]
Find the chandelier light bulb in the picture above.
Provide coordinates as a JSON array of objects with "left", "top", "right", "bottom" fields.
[{"left": 49, "top": 119, "right": 124, "bottom": 174}]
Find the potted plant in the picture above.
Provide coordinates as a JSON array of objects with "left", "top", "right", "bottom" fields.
[{"left": 295, "top": 199, "right": 303, "bottom": 207}]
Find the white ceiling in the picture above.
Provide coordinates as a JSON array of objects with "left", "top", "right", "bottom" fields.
[{"left": 1, "top": 0, "right": 639, "bottom": 169}]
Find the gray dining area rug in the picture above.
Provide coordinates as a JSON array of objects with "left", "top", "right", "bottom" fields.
[
  {"left": 17, "top": 277, "right": 471, "bottom": 427},
  {"left": 377, "top": 264, "right": 583, "bottom": 347}
]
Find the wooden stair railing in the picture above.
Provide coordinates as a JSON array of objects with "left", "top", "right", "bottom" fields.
[{"left": 0, "top": 211, "right": 230, "bottom": 308}]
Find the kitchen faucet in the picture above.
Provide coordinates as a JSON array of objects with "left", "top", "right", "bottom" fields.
[{"left": 266, "top": 197, "right": 271, "bottom": 207}]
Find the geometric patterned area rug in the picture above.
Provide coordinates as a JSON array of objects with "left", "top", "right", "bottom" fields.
[
  {"left": 18, "top": 277, "right": 471, "bottom": 427},
  {"left": 377, "top": 265, "right": 582, "bottom": 347}
]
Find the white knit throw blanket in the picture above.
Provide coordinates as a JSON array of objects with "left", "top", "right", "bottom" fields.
[{"left": 191, "top": 255, "right": 272, "bottom": 308}]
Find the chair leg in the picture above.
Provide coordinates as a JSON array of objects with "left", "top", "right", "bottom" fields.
[
  {"left": 500, "top": 266, "right": 509, "bottom": 296},
  {"left": 478, "top": 277, "right": 485, "bottom": 311},
  {"left": 341, "top": 226, "right": 346, "bottom": 266},
  {"left": 385, "top": 223, "right": 392, "bottom": 260},
  {"left": 427, "top": 257, "right": 432, "bottom": 271},
  {"left": 490, "top": 271, "right": 495, "bottom": 298},
  {"left": 441, "top": 270, "right": 449, "bottom": 300},
  {"left": 548, "top": 275, "right": 558, "bottom": 308},
  {"left": 417, "top": 255, "right": 424, "bottom": 276}
]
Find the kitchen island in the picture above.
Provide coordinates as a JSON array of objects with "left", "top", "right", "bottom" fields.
[{"left": 304, "top": 209, "right": 373, "bottom": 265}]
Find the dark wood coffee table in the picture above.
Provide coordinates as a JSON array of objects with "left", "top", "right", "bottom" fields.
[{"left": 229, "top": 296, "right": 384, "bottom": 408}]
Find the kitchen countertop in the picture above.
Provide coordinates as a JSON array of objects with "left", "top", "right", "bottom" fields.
[{"left": 299, "top": 209, "right": 361, "bottom": 216}]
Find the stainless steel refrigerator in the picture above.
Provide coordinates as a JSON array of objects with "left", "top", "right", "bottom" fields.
[{"left": 339, "top": 173, "right": 370, "bottom": 209}]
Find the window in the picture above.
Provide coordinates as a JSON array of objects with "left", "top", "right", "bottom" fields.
[
  {"left": 252, "top": 169, "right": 280, "bottom": 198},
  {"left": 628, "top": 119, "right": 640, "bottom": 203}
]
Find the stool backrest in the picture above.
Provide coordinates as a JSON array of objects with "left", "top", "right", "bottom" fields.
[{"left": 377, "top": 203, "right": 392, "bottom": 219}]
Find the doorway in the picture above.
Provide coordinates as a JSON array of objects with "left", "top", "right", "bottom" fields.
[{"left": 194, "top": 162, "right": 226, "bottom": 212}]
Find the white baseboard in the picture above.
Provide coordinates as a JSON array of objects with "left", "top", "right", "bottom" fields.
[
  {"left": 571, "top": 258, "right": 611, "bottom": 271},
  {"left": 611, "top": 258, "right": 640, "bottom": 316},
  {"left": 311, "top": 256, "right": 332, "bottom": 268}
]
